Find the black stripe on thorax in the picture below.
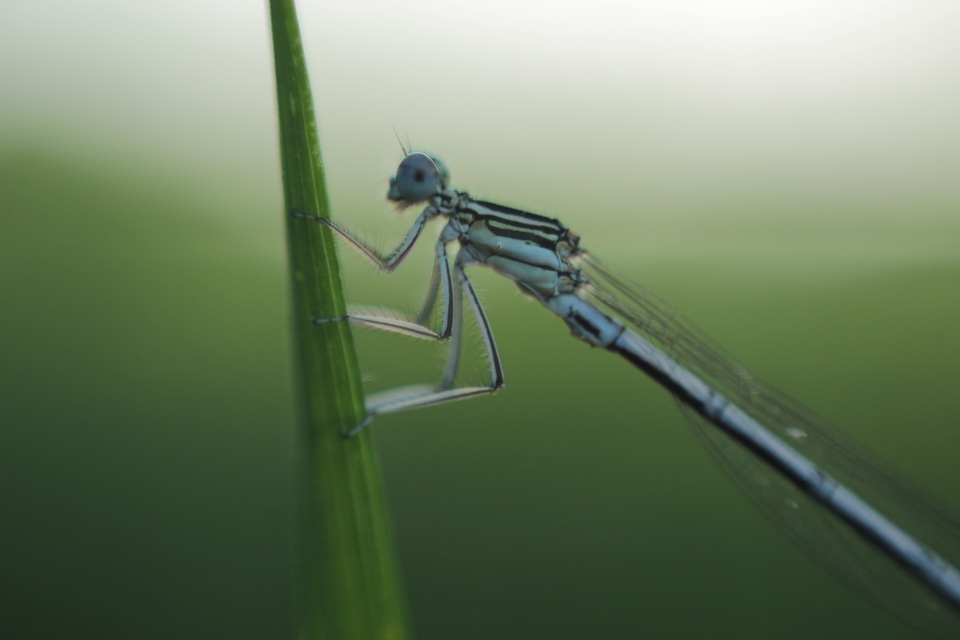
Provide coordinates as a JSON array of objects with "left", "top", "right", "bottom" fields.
[
  {"left": 469, "top": 200, "right": 567, "bottom": 232},
  {"left": 461, "top": 199, "right": 568, "bottom": 249}
]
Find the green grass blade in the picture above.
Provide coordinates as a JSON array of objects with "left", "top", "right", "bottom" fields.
[{"left": 268, "top": 1, "right": 410, "bottom": 638}]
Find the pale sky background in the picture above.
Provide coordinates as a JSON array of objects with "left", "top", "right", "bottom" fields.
[{"left": 1, "top": 0, "right": 958, "bottom": 266}]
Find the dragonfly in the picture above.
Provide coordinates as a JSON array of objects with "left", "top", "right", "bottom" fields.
[{"left": 293, "top": 150, "right": 960, "bottom": 637}]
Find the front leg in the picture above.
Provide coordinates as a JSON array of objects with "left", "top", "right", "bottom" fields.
[{"left": 292, "top": 209, "right": 433, "bottom": 272}]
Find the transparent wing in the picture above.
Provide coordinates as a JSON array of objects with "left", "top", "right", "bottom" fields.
[{"left": 579, "top": 252, "right": 960, "bottom": 638}]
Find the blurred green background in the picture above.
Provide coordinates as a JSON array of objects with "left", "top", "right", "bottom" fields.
[{"left": 2, "top": 1, "right": 958, "bottom": 639}]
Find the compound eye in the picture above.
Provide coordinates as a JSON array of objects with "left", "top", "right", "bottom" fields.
[{"left": 389, "top": 152, "right": 445, "bottom": 203}]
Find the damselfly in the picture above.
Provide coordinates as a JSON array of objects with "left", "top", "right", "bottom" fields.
[{"left": 293, "top": 151, "right": 960, "bottom": 637}]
